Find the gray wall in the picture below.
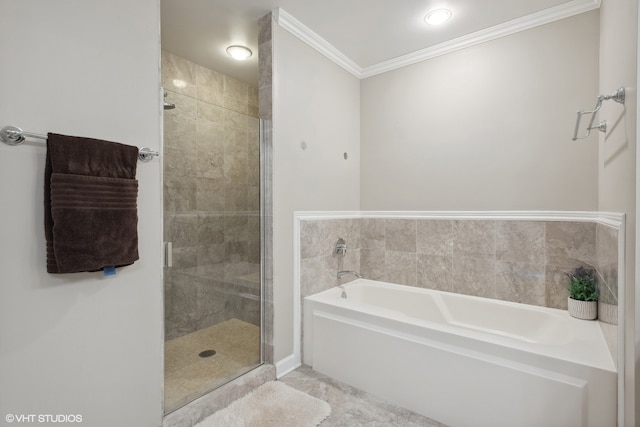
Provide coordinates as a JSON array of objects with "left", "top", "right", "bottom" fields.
[
  {"left": 597, "top": 0, "right": 638, "bottom": 423},
  {"left": 0, "top": 1, "right": 163, "bottom": 426},
  {"left": 360, "top": 11, "right": 600, "bottom": 211},
  {"left": 272, "top": 23, "right": 362, "bottom": 363}
]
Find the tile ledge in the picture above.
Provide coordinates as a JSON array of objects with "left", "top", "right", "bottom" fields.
[{"left": 294, "top": 211, "right": 624, "bottom": 227}]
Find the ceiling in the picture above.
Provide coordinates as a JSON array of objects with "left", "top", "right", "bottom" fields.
[{"left": 160, "top": 0, "right": 598, "bottom": 86}]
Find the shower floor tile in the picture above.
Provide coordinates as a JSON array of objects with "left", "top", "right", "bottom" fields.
[{"left": 164, "top": 318, "right": 260, "bottom": 414}]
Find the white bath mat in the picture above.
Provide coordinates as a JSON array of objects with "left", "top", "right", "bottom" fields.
[{"left": 195, "top": 381, "right": 331, "bottom": 427}]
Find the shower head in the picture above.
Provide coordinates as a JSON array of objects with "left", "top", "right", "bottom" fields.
[{"left": 163, "top": 92, "right": 176, "bottom": 110}]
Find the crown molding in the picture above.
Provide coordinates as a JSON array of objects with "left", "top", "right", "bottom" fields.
[
  {"left": 361, "top": 0, "right": 601, "bottom": 78},
  {"left": 274, "top": 0, "right": 600, "bottom": 80},
  {"left": 273, "top": 8, "right": 363, "bottom": 78}
]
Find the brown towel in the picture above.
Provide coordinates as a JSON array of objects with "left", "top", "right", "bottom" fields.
[{"left": 45, "top": 133, "right": 140, "bottom": 273}]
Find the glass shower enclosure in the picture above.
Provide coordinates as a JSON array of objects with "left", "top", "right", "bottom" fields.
[{"left": 161, "top": 50, "right": 262, "bottom": 414}]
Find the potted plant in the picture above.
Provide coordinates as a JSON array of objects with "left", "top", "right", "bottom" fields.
[{"left": 567, "top": 266, "right": 598, "bottom": 320}]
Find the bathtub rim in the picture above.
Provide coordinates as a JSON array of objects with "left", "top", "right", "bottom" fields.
[
  {"left": 289, "top": 210, "right": 625, "bottom": 424},
  {"left": 305, "top": 278, "right": 616, "bottom": 373}
]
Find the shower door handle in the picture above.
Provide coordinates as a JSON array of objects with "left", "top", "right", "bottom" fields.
[{"left": 164, "top": 242, "right": 173, "bottom": 267}]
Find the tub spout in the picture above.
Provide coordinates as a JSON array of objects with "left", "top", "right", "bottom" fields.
[
  {"left": 338, "top": 285, "right": 347, "bottom": 298},
  {"left": 337, "top": 271, "right": 361, "bottom": 299}
]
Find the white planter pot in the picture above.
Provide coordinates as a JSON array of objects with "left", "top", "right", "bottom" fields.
[{"left": 567, "top": 298, "right": 597, "bottom": 320}]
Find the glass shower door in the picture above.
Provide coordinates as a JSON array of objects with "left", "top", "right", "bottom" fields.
[{"left": 161, "top": 51, "right": 261, "bottom": 414}]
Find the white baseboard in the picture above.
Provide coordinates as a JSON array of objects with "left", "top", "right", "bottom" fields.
[{"left": 275, "top": 353, "right": 301, "bottom": 378}]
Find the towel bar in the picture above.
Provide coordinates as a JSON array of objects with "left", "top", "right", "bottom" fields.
[
  {"left": 572, "top": 87, "right": 625, "bottom": 141},
  {"left": 0, "top": 125, "right": 159, "bottom": 162}
]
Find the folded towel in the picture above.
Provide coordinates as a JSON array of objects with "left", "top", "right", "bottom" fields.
[{"left": 45, "top": 133, "right": 140, "bottom": 273}]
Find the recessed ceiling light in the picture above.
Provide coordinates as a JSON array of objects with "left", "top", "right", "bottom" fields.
[
  {"left": 226, "top": 45, "right": 252, "bottom": 61},
  {"left": 424, "top": 9, "right": 452, "bottom": 26}
]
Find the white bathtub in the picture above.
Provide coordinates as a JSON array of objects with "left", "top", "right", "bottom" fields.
[{"left": 303, "top": 279, "right": 616, "bottom": 427}]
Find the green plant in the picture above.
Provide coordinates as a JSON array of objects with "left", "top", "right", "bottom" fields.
[{"left": 567, "top": 266, "right": 598, "bottom": 301}]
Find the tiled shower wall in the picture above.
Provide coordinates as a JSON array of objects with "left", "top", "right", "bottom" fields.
[
  {"left": 299, "top": 216, "right": 618, "bottom": 317},
  {"left": 258, "top": 12, "right": 274, "bottom": 363},
  {"left": 163, "top": 51, "right": 260, "bottom": 340}
]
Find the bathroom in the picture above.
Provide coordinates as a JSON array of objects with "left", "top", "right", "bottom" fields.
[{"left": 0, "top": 0, "right": 637, "bottom": 426}]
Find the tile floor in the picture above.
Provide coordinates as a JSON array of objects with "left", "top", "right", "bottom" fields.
[
  {"left": 281, "top": 366, "right": 447, "bottom": 427},
  {"left": 164, "top": 318, "right": 260, "bottom": 414}
]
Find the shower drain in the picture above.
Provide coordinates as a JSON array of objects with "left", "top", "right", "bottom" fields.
[{"left": 198, "top": 349, "right": 216, "bottom": 358}]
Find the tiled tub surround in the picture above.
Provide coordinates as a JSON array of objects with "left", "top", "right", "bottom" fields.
[
  {"left": 596, "top": 223, "right": 618, "bottom": 320},
  {"left": 296, "top": 213, "right": 622, "bottom": 365},
  {"left": 299, "top": 215, "right": 619, "bottom": 311},
  {"left": 163, "top": 51, "right": 261, "bottom": 341}
]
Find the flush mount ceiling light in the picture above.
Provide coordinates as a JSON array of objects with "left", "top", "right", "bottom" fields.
[
  {"left": 424, "top": 8, "right": 452, "bottom": 26},
  {"left": 172, "top": 79, "right": 187, "bottom": 88},
  {"left": 226, "top": 45, "right": 252, "bottom": 61}
]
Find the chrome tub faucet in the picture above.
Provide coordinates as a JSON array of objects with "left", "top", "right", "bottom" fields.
[{"left": 337, "top": 271, "right": 362, "bottom": 298}]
